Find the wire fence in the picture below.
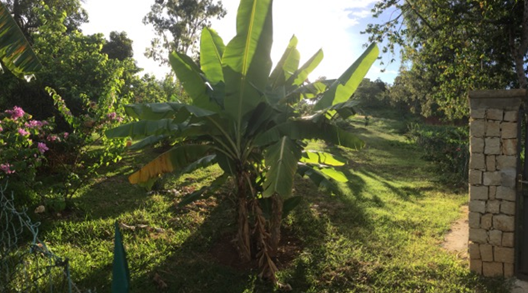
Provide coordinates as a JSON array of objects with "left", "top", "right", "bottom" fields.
[{"left": 0, "top": 183, "right": 83, "bottom": 293}]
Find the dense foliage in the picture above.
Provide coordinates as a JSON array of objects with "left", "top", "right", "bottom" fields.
[
  {"left": 0, "top": 3, "right": 171, "bottom": 206},
  {"left": 364, "top": 0, "right": 528, "bottom": 119}
]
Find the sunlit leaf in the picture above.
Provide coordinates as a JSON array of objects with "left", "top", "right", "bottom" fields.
[
  {"left": 222, "top": 0, "right": 273, "bottom": 131},
  {"left": 169, "top": 52, "right": 220, "bottom": 111},
  {"left": 301, "top": 151, "right": 346, "bottom": 167},
  {"left": 315, "top": 43, "right": 378, "bottom": 110}
]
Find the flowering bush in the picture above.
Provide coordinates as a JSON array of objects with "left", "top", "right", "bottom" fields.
[
  {"left": 0, "top": 106, "right": 51, "bottom": 178},
  {"left": 0, "top": 106, "right": 68, "bottom": 204},
  {"left": 1, "top": 99, "right": 128, "bottom": 207}
]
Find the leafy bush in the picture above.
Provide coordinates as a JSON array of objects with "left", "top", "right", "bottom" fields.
[
  {"left": 406, "top": 123, "right": 469, "bottom": 186},
  {"left": 0, "top": 106, "right": 60, "bottom": 204},
  {"left": 0, "top": 97, "right": 127, "bottom": 208},
  {"left": 43, "top": 89, "right": 128, "bottom": 202}
]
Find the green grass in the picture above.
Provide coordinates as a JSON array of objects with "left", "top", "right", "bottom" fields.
[{"left": 32, "top": 115, "right": 511, "bottom": 292}]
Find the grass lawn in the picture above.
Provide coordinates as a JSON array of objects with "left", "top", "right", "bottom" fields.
[{"left": 36, "top": 115, "right": 511, "bottom": 292}]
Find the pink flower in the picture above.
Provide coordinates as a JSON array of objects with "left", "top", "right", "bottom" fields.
[
  {"left": 0, "top": 126, "right": 3, "bottom": 132},
  {"left": 0, "top": 163, "right": 15, "bottom": 174},
  {"left": 63, "top": 132, "right": 69, "bottom": 139},
  {"left": 5, "top": 106, "right": 25, "bottom": 120},
  {"left": 37, "top": 142, "right": 49, "bottom": 154},
  {"left": 25, "top": 120, "right": 45, "bottom": 129},
  {"left": 17, "top": 128, "right": 29, "bottom": 136},
  {"left": 107, "top": 112, "right": 117, "bottom": 120},
  {"left": 46, "top": 135, "right": 59, "bottom": 142}
]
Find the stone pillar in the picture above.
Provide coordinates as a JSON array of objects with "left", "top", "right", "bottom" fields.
[{"left": 468, "top": 89, "right": 525, "bottom": 278}]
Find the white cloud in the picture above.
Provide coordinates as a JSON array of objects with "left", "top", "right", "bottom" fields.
[
  {"left": 348, "top": 9, "right": 373, "bottom": 19},
  {"left": 345, "top": 0, "right": 379, "bottom": 9}
]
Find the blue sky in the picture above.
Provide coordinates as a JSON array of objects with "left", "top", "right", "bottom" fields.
[{"left": 81, "top": 0, "right": 400, "bottom": 84}]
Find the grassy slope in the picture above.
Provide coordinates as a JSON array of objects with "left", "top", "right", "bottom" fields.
[{"left": 38, "top": 116, "right": 510, "bottom": 292}]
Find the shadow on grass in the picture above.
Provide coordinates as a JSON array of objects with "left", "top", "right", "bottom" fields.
[
  {"left": 127, "top": 194, "right": 275, "bottom": 293},
  {"left": 51, "top": 116, "right": 493, "bottom": 292}
]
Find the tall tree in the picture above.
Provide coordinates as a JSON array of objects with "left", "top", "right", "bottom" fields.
[
  {"left": 364, "top": 0, "right": 527, "bottom": 119},
  {"left": 1, "top": 0, "right": 87, "bottom": 41},
  {"left": 0, "top": 5, "right": 134, "bottom": 121},
  {"left": 352, "top": 78, "right": 388, "bottom": 109},
  {"left": 102, "top": 31, "right": 134, "bottom": 61},
  {"left": 143, "top": 0, "right": 226, "bottom": 64}
]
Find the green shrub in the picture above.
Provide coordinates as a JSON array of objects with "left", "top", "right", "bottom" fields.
[{"left": 407, "top": 123, "right": 468, "bottom": 186}]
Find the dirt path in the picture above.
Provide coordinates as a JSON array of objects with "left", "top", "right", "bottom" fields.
[{"left": 442, "top": 205, "right": 468, "bottom": 259}]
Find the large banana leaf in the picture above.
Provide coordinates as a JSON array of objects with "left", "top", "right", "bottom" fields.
[
  {"left": 269, "top": 35, "right": 300, "bottom": 90},
  {"left": 244, "top": 102, "right": 276, "bottom": 137},
  {"left": 105, "top": 119, "right": 179, "bottom": 139},
  {"left": 287, "top": 49, "right": 323, "bottom": 87},
  {"left": 178, "top": 154, "right": 217, "bottom": 177},
  {"left": 0, "top": 2, "right": 42, "bottom": 78},
  {"left": 222, "top": 0, "right": 273, "bottom": 135},
  {"left": 262, "top": 136, "right": 302, "bottom": 198},
  {"left": 315, "top": 43, "right": 378, "bottom": 110},
  {"left": 200, "top": 28, "right": 225, "bottom": 87},
  {"left": 128, "top": 135, "right": 167, "bottom": 151},
  {"left": 297, "top": 164, "right": 342, "bottom": 195},
  {"left": 128, "top": 144, "right": 212, "bottom": 184},
  {"left": 169, "top": 52, "right": 220, "bottom": 111},
  {"left": 254, "top": 120, "right": 365, "bottom": 150},
  {"left": 124, "top": 102, "right": 214, "bottom": 120}
]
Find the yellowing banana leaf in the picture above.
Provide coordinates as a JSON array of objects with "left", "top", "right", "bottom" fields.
[
  {"left": 128, "top": 144, "right": 211, "bottom": 184},
  {"left": 0, "top": 2, "right": 42, "bottom": 78}
]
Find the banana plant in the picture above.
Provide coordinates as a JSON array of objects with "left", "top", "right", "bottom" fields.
[
  {"left": 107, "top": 0, "right": 378, "bottom": 281},
  {"left": 0, "top": 2, "right": 42, "bottom": 78}
]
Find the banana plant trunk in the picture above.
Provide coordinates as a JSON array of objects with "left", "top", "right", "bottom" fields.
[
  {"left": 270, "top": 194, "right": 283, "bottom": 256},
  {"left": 236, "top": 173, "right": 251, "bottom": 262}
]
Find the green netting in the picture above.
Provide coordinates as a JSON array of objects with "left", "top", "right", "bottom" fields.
[{"left": 0, "top": 183, "right": 82, "bottom": 293}]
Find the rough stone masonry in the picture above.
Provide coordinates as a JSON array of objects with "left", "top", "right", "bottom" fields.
[{"left": 468, "top": 89, "right": 525, "bottom": 277}]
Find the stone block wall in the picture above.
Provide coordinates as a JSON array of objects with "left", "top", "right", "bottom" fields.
[{"left": 468, "top": 90, "right": 524, "bottom": 277}]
